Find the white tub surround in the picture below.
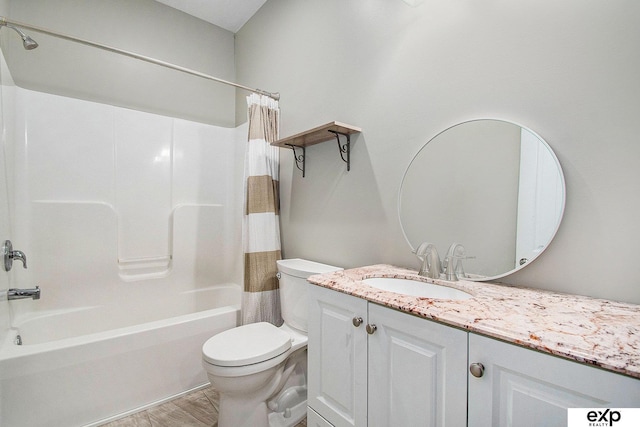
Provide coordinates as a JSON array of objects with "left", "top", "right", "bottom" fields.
[
  {"left": 0, "top": 88, "right": 246, "bottom": 426},
  {"left": 10, "top": 89, "right": 243, "bottom": 313},
  {"left": 308, "top": 264, "right": 640, "bottom": 379}
]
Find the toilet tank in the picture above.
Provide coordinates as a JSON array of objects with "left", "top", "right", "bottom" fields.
[{"left": 276, "top": 258, "right": 342, "bottom": 333}]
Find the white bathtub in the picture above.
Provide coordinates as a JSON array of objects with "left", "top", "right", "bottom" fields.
[{"left": 0, "top": 284, "right": 240, "bottom": 426}]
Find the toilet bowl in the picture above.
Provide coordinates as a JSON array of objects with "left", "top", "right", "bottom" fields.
[{"left": 202, "top": 258, "right": 342, "bottom": 427}]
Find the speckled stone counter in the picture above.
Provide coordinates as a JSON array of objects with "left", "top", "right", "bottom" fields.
[{"left": 308, "top": 264, "right": 640, "bottom": 379}]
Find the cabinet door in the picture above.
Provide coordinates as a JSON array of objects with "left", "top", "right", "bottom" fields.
[
  {"left": 307, "top": 407, "right": 335, "bottom": 427},
  {"left": 308, "top": 285, "right": 368, "bottom": 427},
  {"left": 367, "top": 303, "right": 468, "bottom": 427},
  {"left": 468, "top": 333, "right": 640, "bottom": 427}
]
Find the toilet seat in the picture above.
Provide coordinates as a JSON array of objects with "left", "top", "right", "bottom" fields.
[{"left": 203, "top": 322, "right": 291, "bottom": 366}]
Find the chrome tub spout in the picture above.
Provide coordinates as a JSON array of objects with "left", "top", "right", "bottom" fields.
[{"left": 8, "top": 286, "right": 40, "bottom": 300}]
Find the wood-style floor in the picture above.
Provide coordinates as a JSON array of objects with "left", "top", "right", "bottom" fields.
[{"left": 101, "top": 385, "right": 307, "bottom": 427}]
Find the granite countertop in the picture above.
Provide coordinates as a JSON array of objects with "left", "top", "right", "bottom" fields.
[{"left": 307, "top": 264, "right": 640, "bottom": 379}]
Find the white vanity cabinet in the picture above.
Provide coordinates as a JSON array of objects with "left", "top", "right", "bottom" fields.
[
  {"left": 308, "top": 285, "right": 468, "bottom": 427},
  {"left": 308, "top": 285, "right": 368, "bottom": 426},
  {"left": 468, "top": 333, "right": 640, "bottom": 427},
  {"left": 309, "top": 284, "right": 640, "bottom": 427}
]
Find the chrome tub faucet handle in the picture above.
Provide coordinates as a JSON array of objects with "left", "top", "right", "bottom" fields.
[{"left": 3, "top": 240, "right": 27, "bottom": 271}]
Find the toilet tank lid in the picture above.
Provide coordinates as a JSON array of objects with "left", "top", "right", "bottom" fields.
[
  {"left": 277, "top": 258, "right": 343, "bottom": 278},
  {"left": 202, "top": 322, "right": 292, "bottom": 367}
]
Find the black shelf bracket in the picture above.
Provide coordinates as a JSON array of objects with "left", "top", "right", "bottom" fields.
[
  {"left": 286, "top": 144, "right": 306, "bottom": 177},
  {"left": 329, "top": 130, "right": 351, "bottom": 172}
]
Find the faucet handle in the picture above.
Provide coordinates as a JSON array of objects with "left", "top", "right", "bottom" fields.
[
  {"left": 3, "top": 240, "right": 28, "bottom": 271},
  {"left": 11, "top": 250, "right": 27, "bottom": 269},
  {"left": 414, "top": 242, "right": 442, "bottom": 279},
  {"left": 444, "top": 243, "right": 468, "bottom": 281}
]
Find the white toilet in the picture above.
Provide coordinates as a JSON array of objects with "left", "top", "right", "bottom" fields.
[{"left": 202, "top": 258, "right": 342, "bottom": 427}]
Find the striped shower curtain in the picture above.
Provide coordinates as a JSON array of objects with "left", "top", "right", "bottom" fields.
[{"left": 241, "top": 93, "right": 283, "bottom": 326}]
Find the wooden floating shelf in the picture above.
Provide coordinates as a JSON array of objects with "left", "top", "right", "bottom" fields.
[
  {"left": 271, "top": 122, "right": 362, "bottom": 148},
  {"left": 271, "top": 121, "right": 362, "bottom": 177}
]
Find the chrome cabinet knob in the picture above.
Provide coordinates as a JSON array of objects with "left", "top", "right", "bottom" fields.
[
  {"left": 352, "top": 316, "right": 363, "bottom": 327},
  {"left": 469, "top": 362, "right": 485, "bottom": 378},
  {"left": 366, "top": 324, "right": 377, "bottom": 335}
]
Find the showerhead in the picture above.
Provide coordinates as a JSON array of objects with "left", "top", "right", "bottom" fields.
[
  {"left": 2, "top": 23, "right": 38, "bottom": 50},
  {"left": 20, "top": 33, "right": 38, "bottom": 50}
]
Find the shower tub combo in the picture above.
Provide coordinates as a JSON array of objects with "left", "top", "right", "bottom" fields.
[
  {"left": 0, "top": 285, "right": 240, "bottom": 426},
  {"left": 0, "top": 96, "right": 244, "bottom": 425},
  {"left": 0, "top": 13, "right": 255, "bottom": 427}
]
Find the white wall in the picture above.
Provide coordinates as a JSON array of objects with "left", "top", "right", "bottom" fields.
[
  {"left": 8, "top": 88, "right": 244, "bottom": 319},
  {"left": 236, "top": 0, "right": 640, "bottom": 304},
  {"left": 2, "top": 0, "right": 236, "bottom": 126}
]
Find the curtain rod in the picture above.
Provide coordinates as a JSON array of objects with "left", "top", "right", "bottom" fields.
[{"left": 0, "top": 16, "right": 280, "bottom": 101}]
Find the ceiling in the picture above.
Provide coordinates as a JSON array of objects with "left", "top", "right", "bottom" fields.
[{"left": 155, "top": 0, "right": 267, "bottom": 33}]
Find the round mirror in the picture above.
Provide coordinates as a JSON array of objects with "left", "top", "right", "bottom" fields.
[{"left": 399, "top": 119, "right": 565, "bottom": 281}]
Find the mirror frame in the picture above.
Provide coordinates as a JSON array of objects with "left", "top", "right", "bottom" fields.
[{"left": 398, "top": 118, "right": 566, "bottom": 281}]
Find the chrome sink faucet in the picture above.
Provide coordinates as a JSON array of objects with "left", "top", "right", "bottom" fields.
[
  {"left": 413, "top": 242, "right": 442, "bottom": 279},
  {"left": 444, "top": 243, "right": 466, "bottom": 281}
]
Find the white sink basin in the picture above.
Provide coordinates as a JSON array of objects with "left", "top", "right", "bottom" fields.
[{"left": 362, "top": 277, "right": 473, "bottom": 300}]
